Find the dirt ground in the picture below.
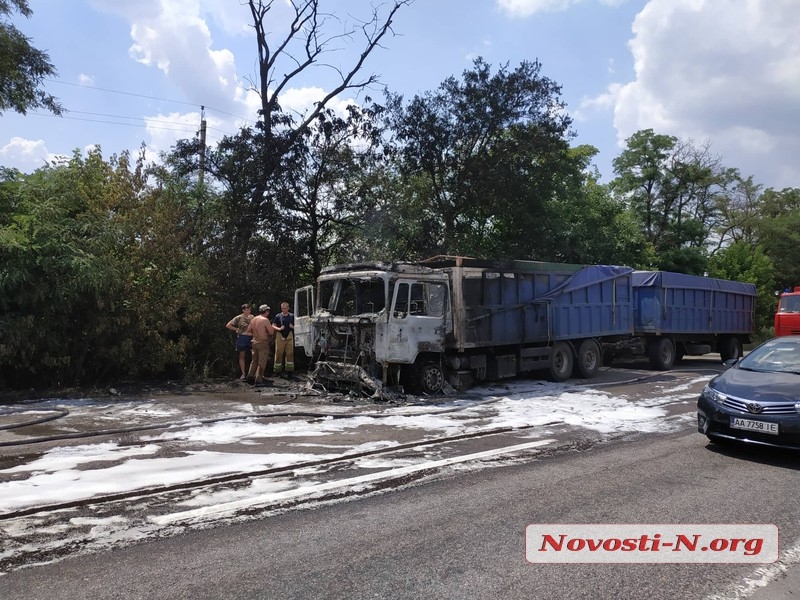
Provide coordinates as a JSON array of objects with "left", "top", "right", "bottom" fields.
[{"left": 0, "top": 373, "right": 318, "bottom": 406}]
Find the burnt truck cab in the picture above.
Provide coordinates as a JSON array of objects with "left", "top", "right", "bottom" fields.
[
  {"left": 775, "top": 287, "right": 800, "bottom": 336},
  {"left": 294, "top": 262, "right": 452, "bottom": 395}
]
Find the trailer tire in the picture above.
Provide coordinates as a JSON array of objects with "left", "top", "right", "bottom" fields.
[
  {"left": 575, "top": 339, "right": 601, "bottom": 378},
  {"left": 418, "top": 362, "right": 445, "bottom": 394},
  {"left": 549, "top": 342, "right": 574, "bottom": 382},
  {"left": 719, "top": 337, "right": 743, "bottom": 362},
  {"left": 647, "top": 337, "right": 675, "bottom": 370}
]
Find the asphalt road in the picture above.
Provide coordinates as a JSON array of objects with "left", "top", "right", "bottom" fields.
[{"left": 2, "top": 412, "right": 799, "bottom": 599}]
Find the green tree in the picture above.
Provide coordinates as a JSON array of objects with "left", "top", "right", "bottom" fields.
[
  {"left": 755, "top": 187, "right": 800, "bottom": 291},
  {"left": 0, "top": 150, "right": 130, "bottom": 386},
  {"left": 170, "top": 128, "right": 279, "bottom": 305},
  {"left": 611, "top": 129, "right": 734, "bottom": 274},
  {"left": 707, "top": 241, "right": 775, "bottom": 339},
  {"left": 712, "top": 175, "right": 763, "bottom": 251},
  {"left": 548, "top": 145, "right": 650, "bottom": 266},
  {"left": 0, "top": 0, "right": 62, "bottom": 115},
  {"left": 276, "top": 103, "right": 389, "bottom": 279},
  {"left": 384, "top": 57, "right": 580, "bottom": 260},
  {"left": 0, "top": 149, "right": 222, "bottom": 388}
]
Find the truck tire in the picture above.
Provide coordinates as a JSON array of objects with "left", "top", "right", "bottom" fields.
[
  {"left": 549, "top": 342, "right": 573, "bottom": 382},
  {"left": 418, "top": 362, "right": 445, "bottom": 394},
  {"left": 575, "top": 339, "right": 601, "bottom": 379},
  {"left": 647, "top": 337, "right": 675, "bottom": 370},
  {"left": 719, "top": 337, "right": 743, "bottom": 362}
]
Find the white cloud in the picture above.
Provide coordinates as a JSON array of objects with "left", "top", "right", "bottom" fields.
[
  {"left": 497, "top": 0, "right": 626, "bottom": 18},
  {"left": 279, "top": 87, "right": 358, "bottom": 119},
  {"left": 605, "top": 0, "right": 800, "bottom": 188},
  {"left": 0, "top": 137, "right": 54, "bottom": 172},
  {"left": 574, "top": 82, "right": 622, "bottom": 122},
  {"left": 498, "top": 0, "right": 581, "bottom": 17},
  {"left": 143, "top": 111, "right": 203, "bottom": 158},
  {"left": 84, "top": 0, "right": 360, "bottom": 157},
  {"left": 199, "top": 0, "right": 252, "bottom": 36},
  {"left": 91, "top": 0, "right": 248, "bottom": 115}
]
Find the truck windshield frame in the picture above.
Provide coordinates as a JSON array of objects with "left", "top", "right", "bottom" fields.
[{"left": 319, "top": 276, "right": 387, "bottom": 316}]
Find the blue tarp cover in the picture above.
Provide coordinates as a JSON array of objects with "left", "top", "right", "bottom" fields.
[
  {"left": 539, "top": 265, "right": 634, "bottom": 301},
  {"left": 632, "top": 271, "right": 756, "bottom": 296}
]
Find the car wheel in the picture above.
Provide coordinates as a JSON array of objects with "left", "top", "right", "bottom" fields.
[
  {"left": 575, "top": 339, "right": 601, "bottom": 378},
  {"left": 549, "top": 341, "right": 574, "bottom": 382}
]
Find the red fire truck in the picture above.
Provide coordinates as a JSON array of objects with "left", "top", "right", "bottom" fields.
[{"left": 774, "top": 287, "right": 800, "bottom": 336}]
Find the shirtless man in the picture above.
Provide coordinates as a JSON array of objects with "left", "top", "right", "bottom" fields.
[{"left": 244, "top": 305, "right": 277, "bottom": 385}]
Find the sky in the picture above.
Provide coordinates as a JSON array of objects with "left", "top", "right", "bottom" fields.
[
  {"left": 1, "top": 0, "right": 799, "bottom": 189},
  {"left": 0, "top": 376, "right": 704, "bottom": 572}
]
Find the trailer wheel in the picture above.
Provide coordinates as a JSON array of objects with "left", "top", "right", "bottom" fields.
[
  {"left": 719, "top": 337, "right": 743, "bottom": 362},
  {"left": 418, "top": 362, "right": 445, "bottom": 394},
  {"left": 647, "top": 337, "right": 675, "bottom": 370},
  {"left": 575, "top": 339, "right": 601, "bottom": 378},
  {"left": 549, "top": 342, "right": 574, "bottom": 382}
]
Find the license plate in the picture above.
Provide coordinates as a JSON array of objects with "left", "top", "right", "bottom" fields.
[{"left": 731, "top": 417, "right": 779, "bottom": 435}]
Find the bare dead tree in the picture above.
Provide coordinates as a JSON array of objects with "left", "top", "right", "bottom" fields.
[{"left": 246, "top": 0, "right": 411, "bottom": 176}]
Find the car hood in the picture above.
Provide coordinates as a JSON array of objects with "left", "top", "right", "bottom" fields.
[{"left": 711, "top": 367, "right": 800, "bottom": 403}]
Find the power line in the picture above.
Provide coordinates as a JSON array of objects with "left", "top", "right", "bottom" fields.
[
  {"left": 68, "top": 110, "right": 198, "bottom": 128},
  {"left": 29, "top": 111, "right": 200, "bottom": 134},
  {"left": 45, "top": 79, "right": 258, "bottom": 124}
]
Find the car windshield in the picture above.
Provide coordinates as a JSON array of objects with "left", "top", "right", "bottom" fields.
[{"left": 737, "top": 338, "right": 800, "bottom": 374}]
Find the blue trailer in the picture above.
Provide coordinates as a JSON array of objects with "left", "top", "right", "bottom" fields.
[
  {"left": 612, "top": 270, "right": 757, "bottom": 369},
  {"left": 429, "top": 258, "right": 635, "bottom": 387},
  {"left": 294, "top": 259, "right": 757, "bottom": 394}
]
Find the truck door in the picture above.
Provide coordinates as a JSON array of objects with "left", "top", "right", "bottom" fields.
[
  {"left": 293, "top": 285, "right": 315, "bottom": 358},
  {"left": 386, "top": 280, "right": 447, "bottom": 363}
]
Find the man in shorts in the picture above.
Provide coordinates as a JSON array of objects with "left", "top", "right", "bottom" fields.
[{"left": 226, "top": 303, "right": 254, "bottom": 379}]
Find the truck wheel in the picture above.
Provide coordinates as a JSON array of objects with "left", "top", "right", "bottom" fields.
[
  {"left": 647, "top": 338, "right": 675, "bottom": 370},
  {"left": 719, "top": 337, "right": 743, "bottom": 362},
  {"left": 575, "top": 339, "right": 601, "bottom": 378},
  {"left": 418, "top": 362, "right": 445, "bottom": 394},
  {"left": 549, "top": 342, "right": 573, "bottom": 382}
]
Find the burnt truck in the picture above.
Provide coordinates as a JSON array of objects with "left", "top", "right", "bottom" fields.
[{"left": 293, "top": 256, "right": 756, "bottom": 396}]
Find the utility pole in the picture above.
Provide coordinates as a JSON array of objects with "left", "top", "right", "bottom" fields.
[{"left": 199, "top": 105, "right": 207, "bottom": 185}]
